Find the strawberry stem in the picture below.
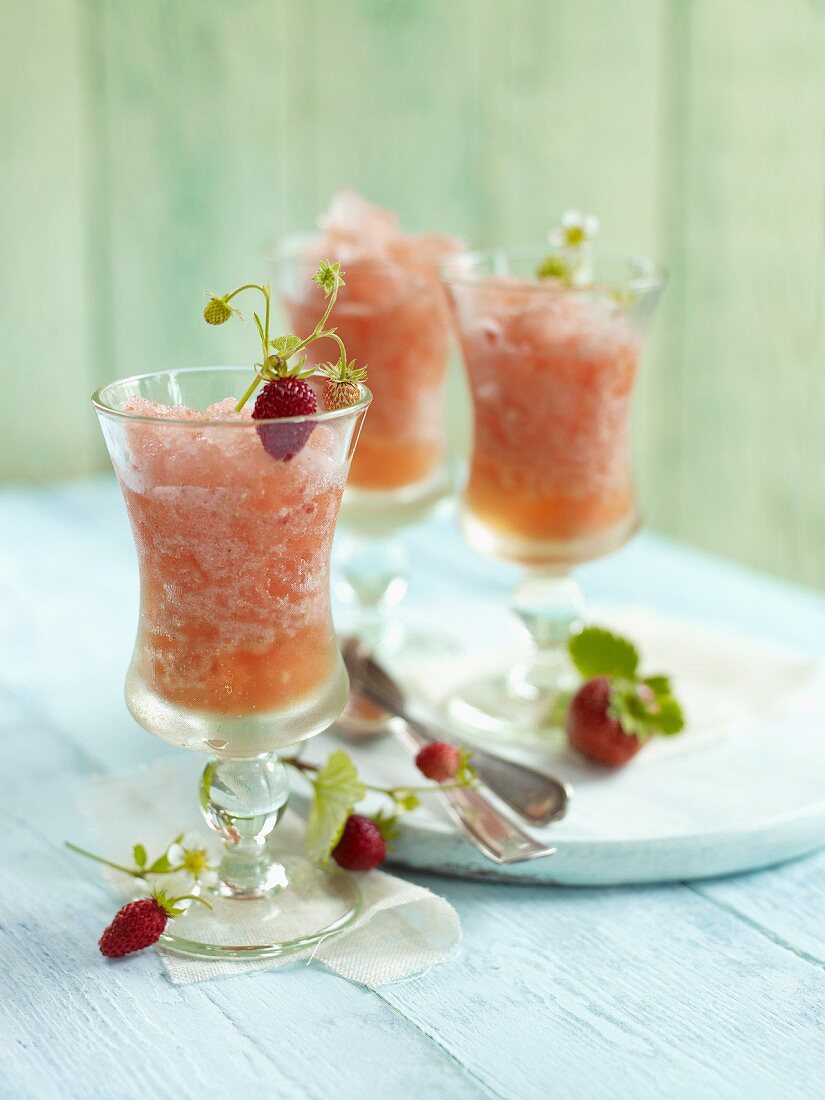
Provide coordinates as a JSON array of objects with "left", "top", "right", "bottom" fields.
[
  {"left": 282, "top": 757, "right": 473, "bottom": 798},
  {"left": 65, "top": 841, "right": 143, "bottom": 879},
  {"left": 171, "top": 893, "right": 213, "bottom": 911}
]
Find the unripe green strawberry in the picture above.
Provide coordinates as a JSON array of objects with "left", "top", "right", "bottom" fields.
[{"left": 203, "top": 296, "right": 233, "bottom": 325}]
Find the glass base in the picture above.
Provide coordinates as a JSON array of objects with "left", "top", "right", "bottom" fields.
[
  {"left": 158, "top": 855, "right": 360, "bottom": 960},
  {"left": 445, "top": 662, "right": 578, "bottom": 748}
]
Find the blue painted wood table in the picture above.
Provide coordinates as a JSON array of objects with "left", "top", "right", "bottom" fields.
[{"left": 2, "top": 478, "right": 825, "bottom": 1100}]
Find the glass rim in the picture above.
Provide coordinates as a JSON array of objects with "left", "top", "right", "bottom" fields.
[
  {"left": 440, "top": 245, "right": 667, "bottom": 294},
  {"left": 268, "top": 230, "right": 466, "bottom": 273},
  {"left": 92, "top": 365, "right": 372, "bottom": 427}
]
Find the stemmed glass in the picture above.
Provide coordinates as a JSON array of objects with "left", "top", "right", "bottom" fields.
[
  {"left": 93, "top": 366, "right": 371, "bottom": 958},
  {"left": 441, "top": 247, "right": 664, "bottom": 744},
  {"left": 271, "top": 235, "right": 459, "bottom": 661}
]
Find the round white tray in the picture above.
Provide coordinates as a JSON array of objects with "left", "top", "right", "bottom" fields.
[{"left": 302, "top": 609, "right": 825, "bottom": 885}]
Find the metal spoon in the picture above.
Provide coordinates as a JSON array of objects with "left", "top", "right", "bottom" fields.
[{"left": 340, "top": 636, "right": 571, "bottom": 828}]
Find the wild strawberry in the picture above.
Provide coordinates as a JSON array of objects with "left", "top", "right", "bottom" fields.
[
  {"left": 566, "top": 676, "right": 643, "bottom": 767},
  {"left": 252, "top": 377, "right": 317, "bottom": 461},
  {"left": 318, "top": 358, "right": 367, "bottom": 411},
  {"left": 331, "top": 814, "right": 386, "bottom": 872},
  {"left": 99, "top": 897, "right": 170, "bottom": 957},
  {"left": 98, "top": 888, "right": 209, "bottom": 957},
  {"left": 416, "top": 741, "right": 462, "bottom": 783},
  {"left": 323, "top": 378, "right": 360, "bottom": 411},
  {"left": 203, "top": 295, "right": 235, "bottom": 325}
]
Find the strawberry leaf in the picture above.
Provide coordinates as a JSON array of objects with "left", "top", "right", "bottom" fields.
[
  {"left": 655, "top": 695, "right": 685, "bottom": 735},
  {"left": 642, "top": 674, "right": 671, "bottom": 694},
  {"left": 133, "top": 843, "right": 147, "bottom": 868},
  {"left": 373, "top": 809, "right": 400, "bottom": 844},
  {"left": 270, "top": 333, "right": 302, "bottom": 357},
  {"left": 147, "top": 852, "right": 172, "bottom": 875},
  {"left": 608, "top": 679, "right": 686, "bottom": 740},
  {"left": 569, "top": 627, "right": 639, "bottom": 680},
  {"left": 305, "top": 750, "right": 366, "bottom": 865}
]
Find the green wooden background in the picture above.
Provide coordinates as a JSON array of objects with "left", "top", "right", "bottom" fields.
[{"left": 2, "top": 0, "right": 824, "bottom": 588}]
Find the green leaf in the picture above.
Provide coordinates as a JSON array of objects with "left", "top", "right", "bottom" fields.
[
  {"left": 373, "top": 810, "right": 400, "bottom": 844},
  {"left": 655, "top": 695, "right": 685, "bottom": 735},
  {"left": 569, "top": 626, "right": 639, "bottom": 680},
  {"left": 642, "top": 674, "right": 672, "bottom": 695},
  {"left": 393, "top": 791, "right": 421, "bottom": 813},
  {"left": 270, "top": 333, "right": 302, "bottom": 357},
  {"left": 608, "top": 679, "right": 686, "bottom": 740},
  {"left": 133, "top": 843, "right": 147, "bottom": 868},
  {"left": 456, "top": 748, "right": 477, "bottom": 787},
  {"left": 147, "top": 853, "right": 172, "bottom": 875},
  {"left": 305, "top": 750, "right": 366, "bottom": 865},
  {"left": 607, "top": 679, "right": 656, "bottom": 740}
]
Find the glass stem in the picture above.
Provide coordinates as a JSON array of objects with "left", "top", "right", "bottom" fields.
[
  {"left": 199, "top": 754, "right": 290, "bottom": 898},
  {"left": 336, "top": 531, "right": 409, "bottom": 647},
  {"left": 508, "top": 570, "right": 584, "bottom": 700}
]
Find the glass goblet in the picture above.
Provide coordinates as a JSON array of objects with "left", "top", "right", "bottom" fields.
[
  {"left": 271, "top": 236, "right": 459, "bottom": 663},
  {"left": 93, "top": 366, "right": 371, "bottom": 958},
  {"left": 442, "top": 248, "right": 664, "bottom": 745}
]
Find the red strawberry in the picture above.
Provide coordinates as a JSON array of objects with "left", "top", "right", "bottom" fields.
[
  {"left": 99, "top": 897, "right": 169, "bottom": 957},
  {"left": 331, "top": 814, "right": 386, "bottom": 872},
  {"left": 566, "top": 676, "right": 643, "bottom": 767},
  {"left": 252, "top": 377, "right": 317, "bottom": 461},
  {"left": 416, "top": 741, "right": 461, "bottom": 783}
]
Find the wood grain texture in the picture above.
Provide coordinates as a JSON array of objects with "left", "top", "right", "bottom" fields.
[
  {"left": 0, "top": 0, "right": 96, "bottom": 481},
  {"left": 379, "top": 872, "right": 825, "bottom": 1100},
  {"left": 4, "top": 481, "right": 825, "bottom": 1098},
  {"left": 674, "top": 0, "right": 825, "bottom": 586},
  {"left": 2, "top": 1, "right": 824, "bottom": 589},
  {"left": 0, "top": 718, "right": 489, "bottom": 1100}
]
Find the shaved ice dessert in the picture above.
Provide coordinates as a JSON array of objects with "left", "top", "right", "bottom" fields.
[
  {"left": 278, "top": 191, "right": 460, "bottom": 495},
  {"left": 98, "top": 376, "right": 366, "bottom": 758},
  {"left": 445, "top": 266, "right": 653, "bottom": 566}
]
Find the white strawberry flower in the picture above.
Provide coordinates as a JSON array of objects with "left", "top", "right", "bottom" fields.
[
  {"left": 548, "top": 210, "right": 600, "bottom": 249},
  {"left": 166, "top": 832, "right": 219, "bottom": 887}
]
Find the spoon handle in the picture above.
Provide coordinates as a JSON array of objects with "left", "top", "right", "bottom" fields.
[
  {"left": 393, "top": 710, "right": 571, "bottom": 827},
  {"left": 392, "top": 720, "right": 557, "bottom": 865}
]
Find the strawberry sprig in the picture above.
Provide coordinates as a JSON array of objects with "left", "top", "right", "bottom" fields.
[
  {"left": 66, "top": 835, "right": 217, "bottom": 883},
  {"left": 203, "top": 260, "right": 364, "bottom": 413},
  {"left": 568, "top": 626, "right": 685, "bottom": 740},
  {"left": 99, "top": 889, "right": 212, "bottom": 958},
  {"left": 283, "top": 746, "right": 477, "bottom": 870}
]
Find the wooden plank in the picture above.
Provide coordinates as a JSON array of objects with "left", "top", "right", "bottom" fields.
[
  {"left": 379, "top": 871, "right": 825, "bottom": 1100},
  {"left": 310, "top": 0, "right": 482, "bottom": 243},
  {"left": 472, "top": 0, "right": 664, "bottom": 254},
  {"left": 0, "top": 716, "right": 490, "bottom": 1100},
  {"left": 93, "top": 0, "right": 292, "bottom": 382},
  {"left": 0, "top": 0, "right": 96, "bottom": 481},
  {"left": 6, "top": 482, "right": 825, "bottom": 1097},
  {"left": 676, "top": 0, "right": 825, "bottom": 586},
  {"left": 693, "top": 848, "right": 825, "bottom": 965}
]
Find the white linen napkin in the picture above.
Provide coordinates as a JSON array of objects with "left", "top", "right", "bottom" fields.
[{"left": 78, "top": 758, "right": 460, "bottom": 986}]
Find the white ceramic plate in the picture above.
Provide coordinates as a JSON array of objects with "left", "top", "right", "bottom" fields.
[{"left": 301, "top": 609, "right": 825, "bottom": 885}]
